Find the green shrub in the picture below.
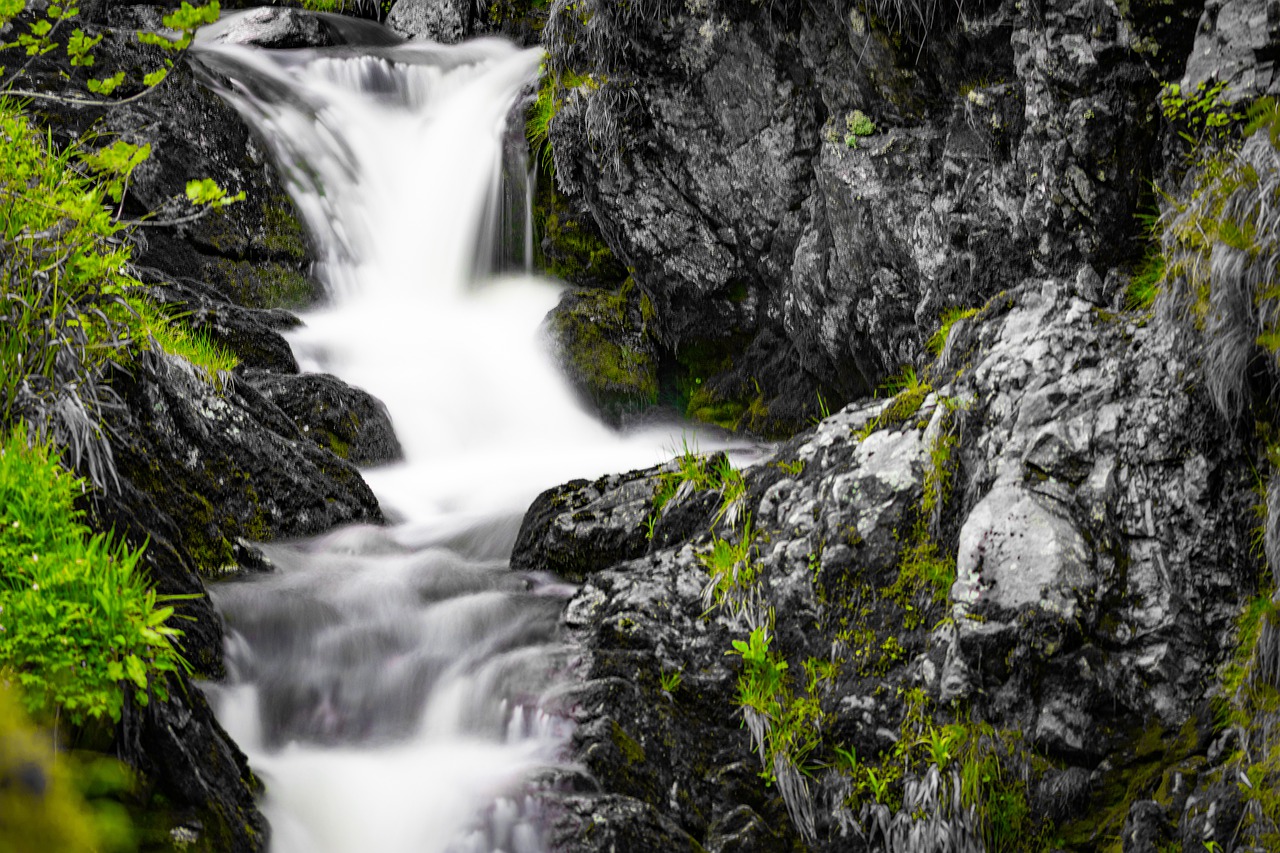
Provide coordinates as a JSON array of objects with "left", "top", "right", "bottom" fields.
[
  {"left": 0, "top": 430, "right": 186, "bottom": 725},
  {"left": 0, "top": 97, "right": 238, "bottom": 485}
]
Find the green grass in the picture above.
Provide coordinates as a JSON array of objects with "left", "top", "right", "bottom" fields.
[
  {"left": 0, "top": 97, "right": 238, "bottom": 485},
  {"left": 1123, "top": 244, "right": 1164, "bottom": 311},
  {"left": 697, "top": 516, "right": 759, "bottom": 606},
  {"left": 927, "top": 307, "right": 978, "bottom": 356},
  {"left": 0, "top": 429, "right": 187, "bottom": 726}
]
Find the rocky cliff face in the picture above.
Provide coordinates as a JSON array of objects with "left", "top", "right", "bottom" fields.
[
  {"left": 536, "top": 0, "right": 1212, "bottom": 433},
  {"left": 508, "top": 0, "right": 1280, "bottom": 849}
]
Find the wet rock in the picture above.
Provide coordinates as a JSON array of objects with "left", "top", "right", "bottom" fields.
[
  {"left": 98, "top": 352, "right": 383, "bottom": 590},
  {"left": 512, "top": 469, "right": 653, "bottom": 580},
  {"left": 134, "top": 267, "right": 302, "bottom": 374},
  {"left": 122, "top": 678, "right": 266, "bottom": 853},
  {"left": 243, "top": 371, "right": 402, "bottom": 466},
  {"left": 547, "top": 793, "right": 708, "bottom": 853},
  {"left": 545, "top": 287, "right": 660, "bottom": 427},
  {"left": 529, "top": 276, "right": 1256, "bottom": 848},
  {"left": 203, "top": 7, "right": 342, "bottom": 49}
]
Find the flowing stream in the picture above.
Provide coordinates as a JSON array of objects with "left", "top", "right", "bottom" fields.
[{"left": 191, "top": 18, "right": 733, "bottom": 853}]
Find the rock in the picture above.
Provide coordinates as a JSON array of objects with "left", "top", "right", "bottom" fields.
[
  {"left": 201, "top": 7, "right": 342, "bottom": 49},
  {"left": 547, "top": 793, "right": 710, "bottom": 853},
  {"left": 541, "top": 0, "right": 1190, "bottom": 427},
  {"left": 134, "top": 266, "right": 302, "bottom": 374},
  {"left": 1183, "top": 0, "right": 1280, "bottom": 102},
  {"left": 952, "top": 485, "right": 1093, "bottom": 619},
  {"left": 527, "top": 275, "right": 1257, "bottom": 847},
  {"left": 98, "top": 352, "right": 384, "bottom": 590},
  {"left": 1179, "top": 782, "right": 1245, "bottom": 851},
  {"left": 122, "top": 677, "right": 266, "bottom": 853},
  {"left": 243, "top": 370, "right": 402, "bottom": 466},
  {"left": 545, "top": 287, "right": 660, "bottom": 427},
  {"left": 387, "top": 0, "right": 467, "bottom": 43},
  {"left": 512, "top": 469, "right": 653, "bottom": 580},
  {"left": 1121, "top": 800, "right": 1173, "bottom": 853}
]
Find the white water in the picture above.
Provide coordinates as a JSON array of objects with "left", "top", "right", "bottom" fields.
[{"left": 193, "top": 19, "right": 746, "bottom": 853}]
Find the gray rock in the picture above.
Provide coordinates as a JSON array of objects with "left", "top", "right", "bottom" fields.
[
  {"left": 526, "top": 275, "right": 1256, "bottom": 847},
  {"left": 244, "top": 371, "right": 403, "bottom": 466},
  {"left": 1183, "top": 0, "right": 1280, "bottom": 102},
  {"left": 201, "top": 7, "right": 341, "bottom": 49},
  {"left": 387, "top": 0, "right": 467, "bottom": 43}
]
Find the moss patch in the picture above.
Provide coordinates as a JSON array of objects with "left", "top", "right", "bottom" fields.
[
  {"left": 550, "top": 283, "right": 659, "bottom": 423},
  {"left": 203, "top": 258, "right": 315, "bottom": 310}
]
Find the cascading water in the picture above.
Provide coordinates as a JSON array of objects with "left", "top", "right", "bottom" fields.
[{"left": 191, "top": 18, "right": 738, "bottom": 853}]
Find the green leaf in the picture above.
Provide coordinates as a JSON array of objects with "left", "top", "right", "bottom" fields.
[
  {"left": 86, "top": 70, "right": 124, "bottom": 95},
  {"left": 125, "top": 654, "right": 147, "bottom": 689}
]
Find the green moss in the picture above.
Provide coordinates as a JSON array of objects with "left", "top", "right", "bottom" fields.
[
  {"left": 927, "top": 307, "right": 978, "bottom": 356},
  {"left": 553, "top": 286, "right": 659, "bottom": 419},
  {"left": 202, "top": 258, "right": 315, "bottom": 310},
  {"left": 610, "top": 720, "right": 646, "bottom": 766},
  {"left": 259, "top": 196, "right": 308, "bottom": 263},
  {"left": 1057, "top": 719, "right": 1203, "bottom": 851}
]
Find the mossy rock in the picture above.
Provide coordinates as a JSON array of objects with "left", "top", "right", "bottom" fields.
[
  {"left": 548, "top": 283, "right": 660, "bottom": 425},
  {"left": 535, "top": 185, "right": 627, "bottom": 289}
]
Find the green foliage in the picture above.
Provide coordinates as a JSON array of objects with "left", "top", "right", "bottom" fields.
[
  {"left": 658, "top": 668, "right": 683, "bottom": 694},
  {"left": 856, "top": 367, "right": 932, "bottom": 439},
  {"left": 776, "top": 458, "right": 805, "bottom": 476},
  {"left": 926, "top": 307, "right": 977, "bottom": 356},
  {"left": 526, "top": 66, "right": 601, "bottom": 174},
  {"left": 844, "top": 109, "right": 876, "bottom": 147},
  {"left": 0, "top": 98, "right": 239, "bottom": 465},
  {"left": 184, "top": 176, "right": 246, "bottom": 211},
  {"left": 1160, "top": 80, "right": 1246, "bottom": 148},
  {"left": 1160, "top": 101, "right": 1280, "bottom": 423},
  {"left": 0, "top": 430, "right": 187, "bottom": 725},
  {"left": 134, "top": 0, "right": 220, "bottom": 52},
  {"left": 698, "top": 517, "right": 759, "bottom": 606},
  {"left": 728, "top": 626, "right": 787, "bottom": 718},
  {"left": 1124, "top": 242, "right": 1164, "bottom": 310}
]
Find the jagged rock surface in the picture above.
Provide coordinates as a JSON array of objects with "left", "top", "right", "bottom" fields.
[
  {"left": 519, "top": 279, "right": 1259, "bottom": 850},
  {"left": 244, "top": 370, "right": 403, "bottom": 466},
  {"left": 540, "top": 0, "right": 1203, "bottom": 430}
]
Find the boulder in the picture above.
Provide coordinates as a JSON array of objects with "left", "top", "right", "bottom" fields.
[{"left": 243, "top": 370, "right": 402, "bottom": 466}]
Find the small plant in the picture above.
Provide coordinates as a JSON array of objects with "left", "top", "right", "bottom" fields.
[
  {"left": 776, "top": 458, "right": 804, "bottom": 476},
  {"left": 0, "top": 430, "right": 188, "bottom": 725},
  {"left": 918, "top": 723, "right": 966, "bottom": 769},
  {"left": 698, "top": 517, "right": 759, "bottom": 608},
  {"left": 926, "top": 307, "right": 978, "bottom": 356},
  {"left": 659, "top": 667, "right": 683, "bottom": 695},
  {"left": 844, "top": 109, "right": 876, "bottom": 147},
  {"left": 727, "top": 626, "right": 788, "bottom": 719},
  {"left": 1160, "top": 80, "right": 1246, "bottom": 148}
]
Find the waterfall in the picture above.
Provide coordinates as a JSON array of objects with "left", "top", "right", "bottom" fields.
[{"left": 190, "top": 20, "right": 726, "bottom": 853}]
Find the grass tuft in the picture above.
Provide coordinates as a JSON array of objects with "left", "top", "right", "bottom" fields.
[{"left": 0, "top": 429, "right": 187, "bottom": 726}]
